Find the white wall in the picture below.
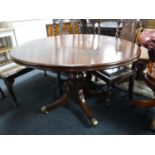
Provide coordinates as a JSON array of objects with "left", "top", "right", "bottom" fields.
[{"left": 11, "top": 19, "right": 52, "bottom": 45}]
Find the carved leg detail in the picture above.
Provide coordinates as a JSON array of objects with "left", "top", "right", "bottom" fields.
[
  {"left": 41, "top": 93, "right": 69, "bottom": 114},
  {"left": 5, "top": 79, "right": 19, "bottom": 108},
  {"left": 78, "top": 89, "right": 98, "bottom": 126}
]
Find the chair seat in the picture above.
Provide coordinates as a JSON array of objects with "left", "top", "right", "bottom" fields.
[
  {"left": 102, "top": 67, "right": 131, "bottom": 77},
  {"left": 0, "top": 62, "right": 26, "bottom": 78},
  {"left": 95, "top": 66, "right": 133, "bottom": 83}
]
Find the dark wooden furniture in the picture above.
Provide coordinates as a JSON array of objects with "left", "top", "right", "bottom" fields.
[
  {"left": 132, "top": 29, "right": 155, "bottom": 130},
  {"left": 81, "top": 19, "right": 100, "bottom": 34},
  {"left": 99, "top": 20, "right": 118, "bottom": 36},
  {"left": 135, "top": 19, "right": 155, "bottom": 80},
  {"left": 93, "top": 19, "right": 142, "bottom": 106},
  {"left": 80, "top": 19, "right": 118, "bottom": 36},
  {"left": 10, "top": 34, "right": 140, "bottom": 126},
  {"left": 0, "top": 29, "right": 32, "bottom": 107},
  {"left": 46, "top": 19, "right": 82, "bottom": 36},
  {"left": 0, "top": 62, "right": 32, "bottom": 107}
]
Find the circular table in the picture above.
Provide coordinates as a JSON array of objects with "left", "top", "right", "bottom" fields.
[{"left": 11, "top": 34, "right": 140, "bottom": 126}]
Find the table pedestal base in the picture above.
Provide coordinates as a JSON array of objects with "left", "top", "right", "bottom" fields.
[{"left": 41, "top": 72, "right": 99, "bottom": 126}]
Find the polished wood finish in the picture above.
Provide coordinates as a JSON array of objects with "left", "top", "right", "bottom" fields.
[
  {"left": 11, "top": 35, "right": 140, "bottom": 72},
  {"left": 46, "top": 20, "right": 83, "bottom": 92},
  {"left": 10, "top": 34, "right": 140, "bottom": 126}
]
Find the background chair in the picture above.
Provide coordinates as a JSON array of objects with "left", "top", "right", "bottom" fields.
[
  {"left": 93, "top": 19, "right": 142, "bottom": 106},
  {"left": 99, "top": 19, "right": 118, "bottom": 36},
  {"left": 80, "top": 19, "right": 118, "bottom": 36},
  {"left": 0, "top": 50, "right": 32, "bottom": 107},
  {"left": 46, "top": 19, "right": 83, "bottom": 36},
  {"left": 80, "top": 19, "right": 101, "bottom": 34}
]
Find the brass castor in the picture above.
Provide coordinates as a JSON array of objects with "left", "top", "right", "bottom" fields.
[
  {"left": 91, "top": 118, "right": 99, "bottom": 126},
  {"left": 41, "top": 106, "right": 48, "bottom": 114}
]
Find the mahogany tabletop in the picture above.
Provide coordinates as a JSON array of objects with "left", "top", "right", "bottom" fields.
[{"left": 10, "top": 34, "right": 140, "bottom": 72}]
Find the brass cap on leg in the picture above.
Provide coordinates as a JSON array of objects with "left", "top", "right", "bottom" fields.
[
  {"left": 91, "top": 118, "right": 98, "bottom": 126},
  {"left": 41, "top": 106, "right": 48, "bottom": 114}
]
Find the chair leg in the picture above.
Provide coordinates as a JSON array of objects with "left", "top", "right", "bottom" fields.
[
  {"left": 129, "top": 61, "right": 137, "bottom": 99},
  {"left": 57, "top": 72, "right": 63, "bottom": 96},
  {"left": 4, "top": 79, "right": 19, "bottom": 108},
  {"left": 86, "top": 72, "right": 92, "bottom": 81},
  {"left": 0, "top": 87, "right": 5, "bottom": 99},
  {"left": 105, "top": 83, "right": 112, "bottom": 107},
  {"left": 128, "top": 75, "right": 134, "bottom": 99},
  {"left": 95, "top": 76, "right": 99, "bottom": 82},
  {"left": 44, "top": 70, "right": 47, "bottom": 76}
]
